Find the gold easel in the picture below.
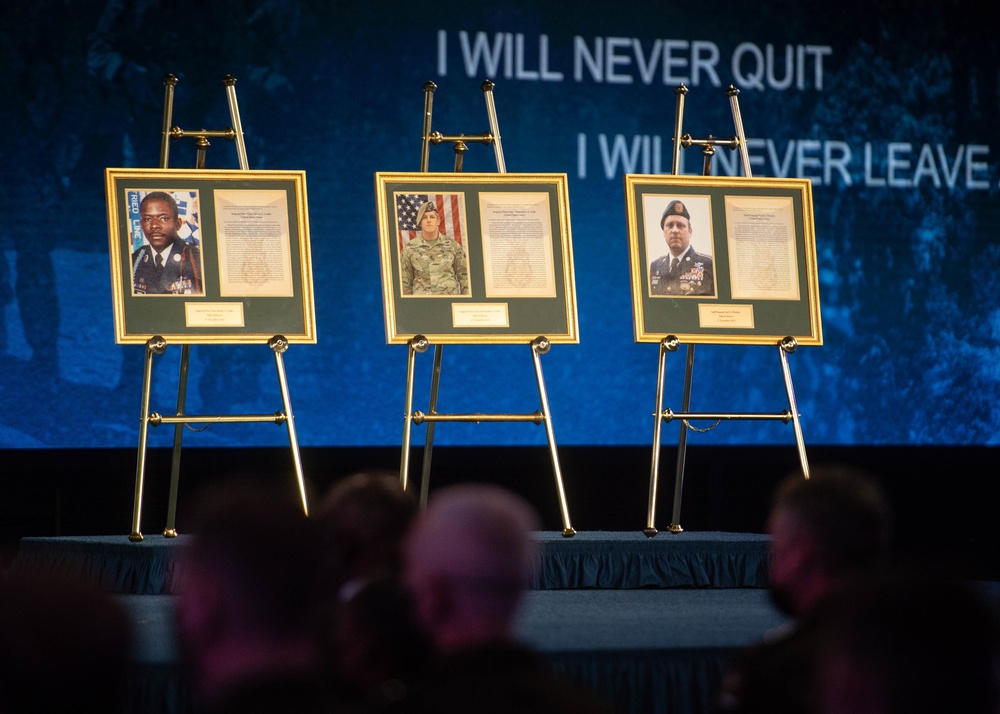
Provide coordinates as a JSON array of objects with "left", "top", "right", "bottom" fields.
[
  {"left": 129, "top": 74, "right": 308, "bottom": 542},
  {"left": 400, "top": 80, "right": 576, "bottom": 537},
  {"left": 644, "top": 85, "right": 811, "bottom": 538}
]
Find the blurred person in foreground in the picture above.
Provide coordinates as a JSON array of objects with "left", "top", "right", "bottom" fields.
[
  {"left": 398, "top": 482, "right": 614, "bottom": 714},
  {"left": 174, "top": 478, "right": 335, "bottom": 714},
  {"left": 816, "top": 575, "right": 999, "bottom": 714},
  {"left": 316, "top": 470, "right": 418, "bottom": 603},
  {"left": 316, "top": 471, "right": 429, "bottom": 710},
  {"left": 716, "top": 464, "right": 893, "bottom": 714},
  {"left": 0, "top": 571, "right": 132, "bottom": 714}
]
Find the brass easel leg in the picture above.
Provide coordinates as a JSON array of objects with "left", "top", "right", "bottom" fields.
[
  {"left": 669, "top": 344, "right": 697, "bottom": 533},
  {"left": 727, "top": 85, "right": 752, "bottom": 178},
  {"left": 671, "top": 84, "right": 688, "bottom": 174},
  {"left": 131, "top": 336, "right": 167, "bottom": 542},
  {"left": 224, "top": 75, "right": 249, "bottom": 171},
  {"left": 270, "top": 336, "right": 309, "bottom": 516},
  {"left": 531, "top": 337, "right": 575, "bottom": 537},
  {"left": 779, "top": 337, "right": 810, "bottom": 478},
  {"left": 163, "top": 344, "right": 190, "bottom": 537},
  {"left": 645, "top": 336, "right": 677, "bottom": 537},
  {"left": 481, "top": 80, "right": 507, "bottom": 173},
  {"left": 400, "top": 336, "right": 428, "bottom": 493},
  {"left": 160, "top": 75, "right": 177, "bottom": 169},
  {"left": 418, "top": 344, "right": 444, "bottom": 508},
  {"left": 420, "top": 82, "right": 436, "bottom": 172}
]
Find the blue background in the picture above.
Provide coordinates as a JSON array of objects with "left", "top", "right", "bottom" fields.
[{"left": 0, "top": 0, "right": 996, "bottom": 449}]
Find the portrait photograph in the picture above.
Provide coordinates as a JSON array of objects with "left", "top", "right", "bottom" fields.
[
  {"left": 126, "top": 188, "right": 205, "bottom": 297},
  {"left": 395, "top": 192, "right": 472, "bottom": 298},
  {"left": 642, "top": 194, "right": 717, "bottom": 299}
]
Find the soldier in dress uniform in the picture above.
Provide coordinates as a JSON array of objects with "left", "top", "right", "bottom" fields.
[
  {"left": 649, "top": 199, "right": 715, "bottom": 297},
  {"left": 131, "top": 191, "right": 203, "bottom": 295},
  {"left": 400, "top": 201, "right": 469, "bottom": 296}
]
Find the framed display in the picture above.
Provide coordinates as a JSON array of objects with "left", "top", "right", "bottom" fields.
[
  {"left": 105, "top": 169, "right": 316, "bottom": 344},
  {"left": 625, "top": 174, "right": 822, "bottom": 346},
  {"left": 375, "top": 172, "right": 579, "bottom": 344}
]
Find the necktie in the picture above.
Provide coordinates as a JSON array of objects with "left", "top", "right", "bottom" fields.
[
  {"left": 671, "top": 257, "right": 679, "bottom": 273},
  {"left": 154, "top": 253, "right": 164, "bottom": 272}
]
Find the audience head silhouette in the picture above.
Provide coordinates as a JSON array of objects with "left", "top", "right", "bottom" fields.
[
  {"left": 767, "top": 464, "right": 892, "bottom": 617},
  {"left": 316, "top": 470, "right": 417, "bottom": 602},
  {"left": 403, "top": 483, "right": 540, "bottom": 653},
  {"left": 175, "top": 477, "right": 332, "bottom": 712}
]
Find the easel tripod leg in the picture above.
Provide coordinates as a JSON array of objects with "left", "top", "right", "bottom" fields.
[
  {"left": 271, "top": 336, "right": 309, "bottom": 516},
  {"left": 669, "top": 344, "right": 696, "bottom": 533},
  {"left": 645, "top": 337, "right": 671, "bottom": 537},
  {"left": 399, "top": 336, "right": 427, "bottom": 493},
  {"left": 779, "top": 337, "right": 810, "bottom": 478},
  {"left": 224, "top": 75, "right": 249, "bottom": 171},
  {"left": 163, "top": 344, "right": 190, "bottom": 537},
  {"left": 531, "top": 338, "right": 575, "bottom": 537},
  {"left": 418, "top": 344, "right": 444, "bottom": 508},
  {"left": 131, "top": 337, "right": 166, "bottom": 541}
]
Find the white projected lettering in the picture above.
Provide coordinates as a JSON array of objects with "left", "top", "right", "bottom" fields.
[
  {"left": 575, "top": 133, "right": 995, "bottom": 188},
  {"left": 436, "top": 30, "right": 831, "bottom": 92},
  {"left": 433, "top": 29, "right": 996, "bottom": 187},
  {"left": 731, "top": 43, "right": 832, "bottom": 91},
  {"left": 433, "top": 28, "right": 998, "bottom": 188},
  {"left": 438, "top": 31, "right": 564, "bottom": 81}
]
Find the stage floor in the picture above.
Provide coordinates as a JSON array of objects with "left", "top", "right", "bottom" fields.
[
  {"left": 122, "top": 588, "right": 787, "bottom": 664},
  {"left": 119, "top": 585, "right": 788, "bottom": 714}
]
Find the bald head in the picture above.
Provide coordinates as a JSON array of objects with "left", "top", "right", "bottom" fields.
[{"left": 404, "top": 484, "right": 540, "bottom": 652}]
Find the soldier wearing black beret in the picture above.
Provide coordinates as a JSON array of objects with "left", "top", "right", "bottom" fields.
[{"left": 649, "top": 200, "right": 715, "bottom": 296}]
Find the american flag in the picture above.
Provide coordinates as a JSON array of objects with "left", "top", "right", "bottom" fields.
[{"left": 396, "top": 193, "right": 464, "bottom": 248}]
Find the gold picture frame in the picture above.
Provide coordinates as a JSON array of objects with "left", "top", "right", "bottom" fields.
[
  {"left": 105, "top": 168, "right": 316, "bottom": 344},
  {"left": 626, "top": 174, "right": 822, "bottom": 345},
  {"left": 375, "top": 172, "right": 579, "bottom": 344}
]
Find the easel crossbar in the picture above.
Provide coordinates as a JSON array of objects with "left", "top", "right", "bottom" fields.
[
  {"left": 412, "top": 411, "right": 544, "bottom": 424},
  {"left": 149, "top": 413, "right": 287, "bottom": 426},
  {"left": 429, "top": 131, "right": 494, "bottom": 145},
  {"left": 661, "top": 410, "right": 794, "bottom": 423},
  {"left": 168, "top": 128, "right": 237, "bottom": 140}
]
